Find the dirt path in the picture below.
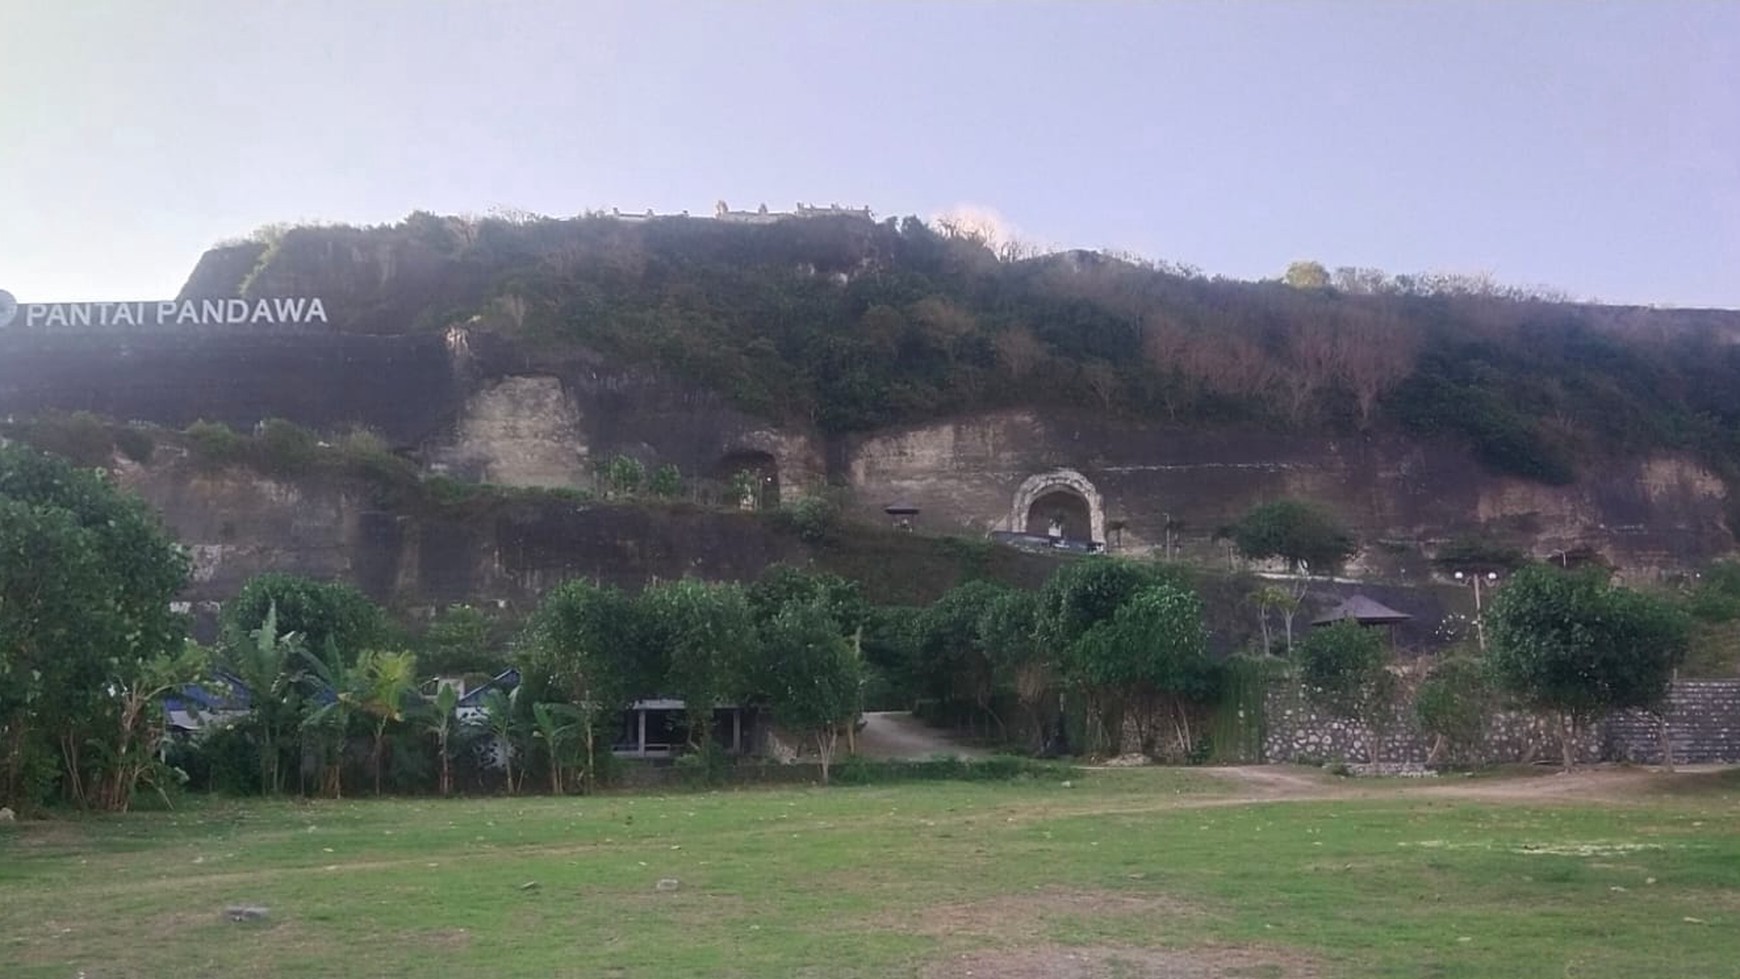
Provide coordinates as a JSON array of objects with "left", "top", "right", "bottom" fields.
[
  {"left": 1195, "top": 763, "right": 1736, "bottom": 807},
  {"left": 856, "top": 711, "right": 989, "bottom": 761}
]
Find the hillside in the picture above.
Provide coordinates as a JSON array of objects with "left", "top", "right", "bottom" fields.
[
  {"left": 4, "top": 208, "right": 1738, "bottom": 583},
  {"left": 183, "top": 210, "right": 1740, "bottom": 490}
]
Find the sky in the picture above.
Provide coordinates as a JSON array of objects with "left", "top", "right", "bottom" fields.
[{"left": 2, "top": 1, "right": 1736, "bottom": 308}]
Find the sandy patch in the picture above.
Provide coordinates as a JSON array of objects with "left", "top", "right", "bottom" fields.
[
  {"left": 922, "top": 943, "right": 1319, "bottom": 979},
  {"left": 883, "top": 886, "right": 1205, "bottom": 943}
]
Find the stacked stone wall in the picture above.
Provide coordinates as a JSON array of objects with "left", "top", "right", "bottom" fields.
[{"left": 1263, "top": 679, "right": 1740, "bottom": 767}]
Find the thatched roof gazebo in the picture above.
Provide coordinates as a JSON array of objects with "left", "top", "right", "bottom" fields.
[{"left": 1311, "top": 595, "right": 1413, "bottom": 648}]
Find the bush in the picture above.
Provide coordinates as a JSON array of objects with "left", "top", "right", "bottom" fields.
[
  {"left": 255, "top": 418, "right": 320, "bottom": 472},
  {"left": 11, "top": 411, "right": 114, "bottom": 467},
  {"left": 166, "top": 726, "right": 262, "bottom": 796},
  {"left": 184, "top": 420, "right": 246, "bottom": 463},
  {"left": 773, "top": 494, "right": 843, "bottom": 544}
]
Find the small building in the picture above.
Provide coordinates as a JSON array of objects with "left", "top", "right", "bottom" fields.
[{"left": 1311, "top": 595, "right": 1413, "bottom": 648}]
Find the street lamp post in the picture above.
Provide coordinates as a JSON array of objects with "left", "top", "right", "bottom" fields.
[{"left": 1454, "top": 570, "right": 1500, "bottom": 649}]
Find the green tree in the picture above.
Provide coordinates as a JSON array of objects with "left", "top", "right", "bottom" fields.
[
  {"left": 420, "top": 604, "right": 503, "bottom": 676},
  {"left": 1297, "top": 621, "right": 1395, "bottom": 763},
  {"left": 1228, "top": 500, "right": 1357, "bottom": 575},
  {"left": 1036, "top": 558, "right": 1180, "bottom": 652},
  {"left": 87, "top": 639, "right": 208, "bottom": 812},
  {"left": 531, "top": 701, "right": 582, "bottom": 794},
  {"left": 1066, "top": 583, "right": 1216, "bottom": 758},
  {"left": 354, "top": 649, "right": 420, "bottom": 795},
  {"left": 603, "top": 455, "right": 645, "bottom": 498},
  {"left": 916, "top": 580, "right": 1009, "bottom": 737},
  {"left": 422, "top": 683, "right": 461, "bottom": 796},
  {"left": 297, "top": 655, "right": 359, "bottom": 799},
  {"left": 220, "top": 603, "right": 310, "bottom": 795},
  {"left": 479, "top": 687, "right": 525, "bottom": 794},
  {"left": 977, "top": 588, "right": 1051, "bottom": 751},
  {"left": 755, "top": 602, "right": 863, "bottom": 783},
  {"left": 648, "top": 463, "right": 683, "bottom": 499},
  {"left": 1486, "top": 565, "right": 1690, "bottom": 770},
  {"left": 223, "top": 573, "right": 391, "bottom": 672},
  {"left": 1414, "top": 653, "right": 1494, "bottom": 767},
  {"left": 517, "top": 580, "right": 650, "bottom": 787},
  {"left": 642, "top": 580, "right": 756, "bottom": 751},
  {"left": 0, "top": 444, "right": 190, "bottom": 809}
]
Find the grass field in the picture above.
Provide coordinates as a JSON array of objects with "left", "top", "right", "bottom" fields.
[{"left": 3, "top": 766, "right": 1738, "bottom": 978}]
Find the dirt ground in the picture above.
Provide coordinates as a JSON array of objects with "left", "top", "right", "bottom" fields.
[
  {"left": 855, "top": 711, "right": 989, "bottom": 760},
  {"left": 1201, "top": 762, "right": 1734, "bottom": 807}
]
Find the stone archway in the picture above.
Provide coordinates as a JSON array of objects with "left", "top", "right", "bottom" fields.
[{"left": 1010, "top": 469, "right": 1106, "bottom": 545}]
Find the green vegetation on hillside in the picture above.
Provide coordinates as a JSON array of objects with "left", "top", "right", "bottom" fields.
[{"left": 214, "top": 211, "right": 1740, "bottom": 488}]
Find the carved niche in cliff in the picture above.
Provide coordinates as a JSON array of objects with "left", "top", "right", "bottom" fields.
[{"left": 1011, "top": 468, "right": 1106, "bottom": 546}]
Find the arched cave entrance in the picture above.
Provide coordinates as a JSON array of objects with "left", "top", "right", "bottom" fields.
[
  {"left": 1024, "top": 489, "right": 1093, "bottom": 542},
  {"left": 1009, "top": 469, "right": 1107, "bottom": 546},
  {"left": 713, "top": 449, "right": 780, "bottom": 510}
]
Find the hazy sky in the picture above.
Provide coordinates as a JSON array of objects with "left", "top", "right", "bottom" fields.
[{"left": 2, "top": 1, "right": 1736, "bottom": 307}]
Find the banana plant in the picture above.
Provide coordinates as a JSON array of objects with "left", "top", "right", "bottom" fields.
[
  {"left": 356, "top": 650, "right": 420, "bottom": 796},
  {"left": 532, "top": 701, "right": 581, "bottom": 795},
  {"left": 422, "top": 683, "right": 460, "bottom": 797},
  {"left": 479, "top": 687, "right": 523, "bottom": 795}
]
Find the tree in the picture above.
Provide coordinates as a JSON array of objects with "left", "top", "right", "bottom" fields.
[
  {"left": 354, "top": 649, "right": 420, "bottom": 795},
  {"left": 88, "top": 639, "right": 208, "bottom": 812},
  {"left": 1037, "top": 558, "right": 1180, "bottom": 653},
  {"left": 1297, "top": 621, "right": 1394, "bottom": 763},
  {"left": 478, "top": 687, "right": 524, "bottom": 794},
  {"left": 1248, "top": 584, "right": 1301, "bottom": 655},
  {"left": 0, "top": 445, "right": 190, "bottom": 810},
  {"left": 603, "top": 455, "right": 645, "bottom": 498},
  {"left": 1065, "top": 583, "right": 1216, "bottom": 758},
  {"left": 297, "top": 654, "right": 359, "bottom": 799},
  {"left": 755, "top": 602, "right": 862, "bottom": 783},
  {"left": 419, "top": 604, "right": 502, "bottom": 676},
  {"left": 648, "top": 464, "right": 683, "bottom": 499},
  {"left": 916, "top": 580, "right": 1008, "bottom": 736},
  {"left": 220, "top": 603, "right": 310, "bottom": 795},
  {"left": 641, "top": 580, "right": 756, "bottom": 752},
  {"left": 1414, "top": 653, "right": 1494, "bottom": 767},
  {"left": 517, "top": 580, "right": 651, "bottom": 787},
  {"left": 1283, "top": 260, "right": 1330, "bottom": 289},
  {"left": 748, "top": 566, "right": 867, "bottom": 628},
  {"left": 1228, "top": 500, "right": 1356, "bottom": 655},
  {"left": 977, "top": 588, "right": 1052, "bottom": 750},
  {"left": 223, "top": 573, "right": 391, "bottom": 672},
  {"left": 531, "top": 701, "right": 582, "bottom": 794},
  {"left": 1486, "top": 566, "right": 1690, "bottom": 770},
  {"left": 1228, "top": 500, "right": 1357, "bottom": 575},
  {"left": 422, "top": 683, "right": 461, "bottom": 796}
]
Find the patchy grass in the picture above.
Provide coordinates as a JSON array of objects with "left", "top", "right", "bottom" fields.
[{"left": 2, "top": 768, "right": 1738, "bottom": 977}]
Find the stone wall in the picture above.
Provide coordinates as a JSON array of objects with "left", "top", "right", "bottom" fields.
[
  {"left": 1604, "top": 680, "right": 1740, "bottom": 764},
  {"left": 1263, "top": 678, "right": 1740, "bottom": 767}
]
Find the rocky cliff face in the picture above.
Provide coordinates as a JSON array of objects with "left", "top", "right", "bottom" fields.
[
  {"left": 5, "top": 219, "right": 1735, "bottom": 586},
  {"left": 842, "top": 409, "right": 1730, "bottom": 579},
  {"left": 2, "top": 321, "right": 1728, "bottom": 584}
]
